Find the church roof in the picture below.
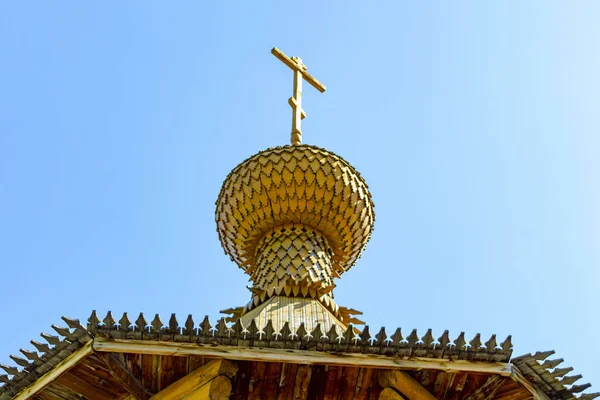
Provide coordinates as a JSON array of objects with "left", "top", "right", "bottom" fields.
[
  {"left": 0, "top": 311, "right": 596, "bottom": 400},
  {"left": 1, "top": 48, "right": 596, "bottom": 400}
]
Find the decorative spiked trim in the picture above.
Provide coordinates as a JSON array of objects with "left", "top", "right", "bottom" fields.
[{"left": 1, "top": 311, "right": 595, "bottom": 400}]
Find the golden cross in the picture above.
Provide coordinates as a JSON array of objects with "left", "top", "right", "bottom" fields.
[{"left": 271, "top": 47, "right": 326, "bottom": 146}]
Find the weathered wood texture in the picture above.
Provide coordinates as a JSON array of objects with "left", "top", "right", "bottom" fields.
[
  {"left": 184, "top": 375, "right": 232, "bottom": 400},
  {"left": 230, "top": 361, "right": 389, "bottom": 400},
  {"left": 380, "top": 388, "right": 405, "bottom": 400},
  {"left": 150, "top": 359, "right": 237, "bottom": 400},
  {"left": 94, "top": 338, "right": 512, "bottom": 375},
  {"left": 0, "top": 312, "right": 518, "bottom": 400},
  {"left": 27, "top": 356, "right": 540, "bottom": 400},
  {"left": 464, "top": 376, "right": 505, "bottom": 400},
  {"left": 4, "top": 330, "right": 93, "bottom": 400},
  {"left": 97, "top": 352, "right": 152, "bottom": 400},
  {"left": 379, "top": 369, "right": 437, "bottom": 400},
  {"left": 0, "top": 313, "right": 593, "bottom": 400},
  {"left": 85, "top": 311, "right": 513, "bottom": 364},
  {"left": 511, "top": 351, "right": 598, "bottom": 400}
]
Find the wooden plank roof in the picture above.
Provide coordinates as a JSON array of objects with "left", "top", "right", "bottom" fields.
[{"left": 0, "top": 311, "right": 596, "bottom": 400}]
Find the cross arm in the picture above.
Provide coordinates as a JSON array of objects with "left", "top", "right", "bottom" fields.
[{"left": 271, "top": 47, "right": 326, "bottom": 93}]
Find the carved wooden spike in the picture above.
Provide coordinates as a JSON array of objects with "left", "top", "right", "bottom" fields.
[
  {"left": 570, "top": 384, "right": 592, "bottom": 394},
  {"left": 390, "top": 328, "right": 403, "bottom": 346},
  {"left": 61, "top": 316, "right": 83, "bottom": 331},
  {"left": 343, "top": 325, "right": 355, "bottom": 344},
  {"left": 454, "top": 332, "right": 466, "bottom": 350},
  {"left": 0, "top": 375, "right": 10, "bottom": 384},
  {"left": 30, "top": 341, "right": 50, "bottom": 354},
  {"left": 541, "top": 358, "right": 563, "bottom": 370},
  {"left": 232, "top": 320, "right": 243, "bottom": 338},
  {"left": 184, "top": 315, "right": 195, "bottom": 335},
  {"left": 9, "top": 355, "right": 29, "bottom": 368},
  {"left": 247, "top": 320, "right": 259, "bottom": 339},
  {"left": 485, "top": 334, "right": 497, "bottom": 351},
  {"left": 0, "top": 364, "right": 18, "bottom": 376},
  {"left": 552, "top": 367, "right": 574, "bottom": 378},
  {"left": 51, "top": 325, "right": 72, "bottom": 339},
  {"left": 360, "top": 325, "right": 371, "bottom": 345},
  {"left": 500, "top": 335, "right": 512, "bottom": 353},
  {"left": 87, "top": 310, "right": 100, "bottom": 331},
  {"left": 310, "top": 323, "right": 323, "bottom": 341},
  {"left": 103, "top": 311, "right": 116, "bottom": 330},
  {"left": 375, "top": 327, "right": 387, "bottom": 345},
  {"left": 151, "top": 314, "right": 164, "bottom": 333},
  {"left": 216, "top": 318, "right": 229, "bottom": 338},
  {"left": 579, "top": 393, "right": 600, "bottom": 400},
  {"left": 561, "top": 375, "right": 583, "bottom": 385},
  {"left": 40, "top": 333, "right": 60, "bottom": 346},
  {"left": 469, "top": 333, "right": 482, "bottom": 350},
  {"left": 264, "top": 320, "right": 275, "bottom": 339},
  {"left": 406, "top": 329, "right": 419, "bottom": 346},
  {"left": 168, "top": 314, "right": 179, "bottom": 334},
  {"left": 345, "top": 308, "right": 362, "bottom": 315},
  {"left": 19, "top": 349, "right": 39, "bottom": 362},
  {"left": 200, "top": 316, "right": 212, "bottom": 337},
  {"left": 532, "top": 350, "right": 555, "bottom": 360},
  {"left": 280, "top": 322, "right": 293, "bottom": 340},
  {"left": 438, "top": 330, "right": 450, "bottom": 349},
  {"left": 421, "top": 329, "right": 434, "bottom": 348},
  {"left": 119, "top": 312, "right": 132, "bottom": 333},
  {"left": 296, "top": 323, "right": 308, "bottom": 340},
  {"left": 220, "top": 308, "right": 235, "bottom": 316},
  {"left": 326, "top": 324, "right": 338, "bottom": 342},
  {"left": 135, "top": 313, "right": 148, "bottom": 333}
]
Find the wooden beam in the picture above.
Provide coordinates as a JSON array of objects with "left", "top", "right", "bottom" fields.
[
  {"left": 380, "top": 388, "right": 406, "bottom": 400},
  {"left": 12, "top": 341, "right": 94, "bottom": 400},
  {"left": 149, "top": 359, "right": 237, "bottom": 400},
  {"left": 355, "top": 368, "right": 376, "bottom": 400},
  {"left": 276, "top": 363, "right": 298, "bottom": 399},
  {"left": 97, "top": 353, "right": 153, "bottom": 400},
  {"left": 379, "top": 370, "right": 437, "bottom": 400},
  {"left": 247, "top": 361, "right": 266, "bottom": 400},
  {"left": 493, "top": 387, "right": 533, "bottom": 400},
  {"left": 510, "top": 366, "right": 551, "bottom": 400},
  {"left": 55, "top": 370, "right": 115, "bottom": 400},
  {"left": 464, "top": 376, "right": 506, "bottom": 400},
  {"left": 292, "top": 364, "right": 312, "bottom": 399},
  {"left": 183, "top": 375, "right": 232, "bottom": 400},
  {"left": 93, "top": 338, "right": 512, "bottom": 375}
]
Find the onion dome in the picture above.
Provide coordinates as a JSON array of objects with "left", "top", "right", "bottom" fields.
[{"left": 216, "top": 145, "right": 375, "bottom": 331}]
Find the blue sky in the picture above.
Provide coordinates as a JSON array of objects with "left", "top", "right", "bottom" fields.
[{"left": 1, "top": 1, "right": 599, "bottom": 388}]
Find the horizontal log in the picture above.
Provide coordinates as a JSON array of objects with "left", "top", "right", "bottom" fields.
[
  {"left": 150, "top": 359, "right": 237, "bottom": 400},
  {"left": 380, "top": 388, "right": 405, "bottom": 400},
  {"left": 185, "top": 375, "right": 232, "bottom": 400},
  {"left": 92, "top": 338, "right": 512, "bottom": 375},
  {"left": 379, "top": 370, "right": 436, "bottom": 400}
]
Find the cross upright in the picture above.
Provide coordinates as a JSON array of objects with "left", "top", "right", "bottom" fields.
[{"left": 271, "top": 47, "right": 326, "bottom": 146}]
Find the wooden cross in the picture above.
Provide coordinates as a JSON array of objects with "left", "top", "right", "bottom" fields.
[{"left": 271, "top": 47, "right": 326, "bottom": 146}]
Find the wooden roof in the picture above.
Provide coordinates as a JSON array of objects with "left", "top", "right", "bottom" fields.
[{"left": 0, "top": 312, "right": 596, "bottom": 400}]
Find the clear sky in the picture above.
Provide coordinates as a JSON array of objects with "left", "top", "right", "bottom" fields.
[{"left": 1, "top": 1, "right": 599, "bottom": 389}]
